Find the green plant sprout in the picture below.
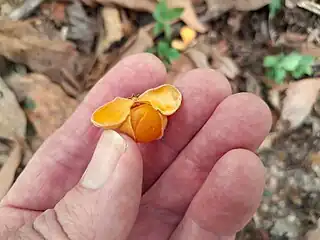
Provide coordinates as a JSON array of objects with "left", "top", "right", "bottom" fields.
[
  {"left": 153, "top": 0, "right": 184, "bottom": 39},
  {"left": 263, "top": 52, "right": 315, "bottom": 84},
  {"left": 269, "top": 0, "right": 282, "bottom": 18},
  {"left": 147, "top": 0, "right": 184, "bottom": 67}
]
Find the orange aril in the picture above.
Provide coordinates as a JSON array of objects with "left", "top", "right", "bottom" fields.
[
  {"left": 91, "top": 84, "right": 182, "bottom": 143},
  {"left": 171, "top": 26, "right": 197, "bottom": 51}
]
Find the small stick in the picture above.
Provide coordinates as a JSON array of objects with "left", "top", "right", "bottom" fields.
[
  {"left": 297, "top": 0, "right": 320, "bottom": 16},
  {"left": 9, "top": 0, "right": 45, "bottom": 20}
]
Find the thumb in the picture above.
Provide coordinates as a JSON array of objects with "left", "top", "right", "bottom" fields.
[{"left": 33, "top": 130, "right": 143, "bottom": 240}]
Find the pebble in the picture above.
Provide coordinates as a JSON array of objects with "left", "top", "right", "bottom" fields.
[
  {"left": 312, "top": 164, "right": 320, "bottom": 177},
  {"left": 257, "top": 126, "right": 320, "bottom": 239},
  {"left": 261, "top": 203, "right": 269, "bottom": 212}
]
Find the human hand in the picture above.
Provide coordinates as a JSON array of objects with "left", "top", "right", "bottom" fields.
[{"left": 0, "top": 53, "right": 271, "bottom": 240}]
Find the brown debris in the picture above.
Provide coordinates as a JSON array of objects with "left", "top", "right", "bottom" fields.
[
  {"left": 0, "top": 19, "right": 93, "bottom": 97},
  {"left": 0, "top": 77, "right": 26, "bottom": 140},
  {"left": 6, "top": 73, "right": 79, "bottom": 140},
  {"left": 116, "top": 29, "right": 153, "bottom": 59},
  {"left": 186, "top": 48, "right": 210, "bottom": 68},
  {"left": 93, "top": 0, "right": 156, "bottom": 12},
  {"left": 0, "top": 77, "right": 26, "bottom": 199},
  {"left": 40, "top": 1, "right": 68, "bottom": 25},
  {"left": 204, "top": 0, "right": 271, "bottom": 18},
  {"left": 278, "top": 78, "right": 320, "bottom": 130},
  {"left": 0, "top": 138, "right": 22, "bottom": 200},
  {"left": 96, "top": 6, "right": 124, "bottom": 55},
  {"left": 66, "top": 0, "right": 98, "bottom": 54},
  {"left": 167, "top": 0, "right": 208, "bottom": 33}
]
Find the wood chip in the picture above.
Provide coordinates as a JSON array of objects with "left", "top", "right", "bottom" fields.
[
  {"left": 279, "top": 78, "right": 320, "bottom": 130},
  {"left": 96, "top": 6, "right": 124, "bottom": 55},
  {"left": 0, "top": 138, "right": 22, "bottom": 200}
]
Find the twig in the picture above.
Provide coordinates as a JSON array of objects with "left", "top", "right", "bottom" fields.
[
  {"left": 9, "top": 0, "right": 45, "bottom": 20},
  {"left": 297, "top": 0, "right": 320, "bottom": 16}
]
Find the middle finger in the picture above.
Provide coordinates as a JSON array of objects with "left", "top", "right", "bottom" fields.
[{"left": 140, "top": 69, "right": 231, "bottom": 191}]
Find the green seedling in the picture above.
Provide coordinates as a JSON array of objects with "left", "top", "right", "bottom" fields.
[
  {"left": 263, "top": 52, "right": 315, "bottom": 84},
  {"left": 269, "top": 0, "right": 282, "bottom": 18},
  {"left": 147, "top": 40, "right": 180, "bottom": 66},
  {"left": 147, "top": 0, "right": 184, "bottom": 67},
  {"left": 263, "top": 189, "right": 272, "bottom": 197},
  {"left": 153, "top": 0, "right": 184, "bottom": 39}
]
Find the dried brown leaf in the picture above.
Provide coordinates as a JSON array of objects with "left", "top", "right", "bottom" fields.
[
  {"left": 0, "top": 77, "right": 26, "bottom": 140},
  {"left": 0, "top": 138, "right": 22, "bottom": 200},
  {"left": 120, "top": 9, "right": 135, "bottom": 37},
  {"left": 0, "top": 19, "right": 92, "bottom": 97},
  {"left": 66, "top": 0, "right": 98, "bottom": 54},
  {"left": 205, "top": 0, "right": 271, "bottom": 13},
  {"left": 212, "top": 46, "right": 240, "bottom": 79},
  {"left": 0, "top": 77, "right": 25, "bottom": 199},
  {"left": 167, "top": 0, "right": 208, "bottom": 33},
  {"left": 244, "top": 71, "right": 261, "bottom": 97},
  {"left": 86, "top": 29, "right": 152, "bottom": 88},
  {"left": 40, "top": 2, "right": 68, "bottom": 25},
  {"left": 94, "top": 0, "right": 156, "bottom": 12},
  {"left": 7, "top": 73, "right": 79, "bottom": 139},
  {"left": 280, "top": 78, "right": 320, "bottom": 130},
  {"left": 91, "top": 0, "right": 207, "bottom": 33},
  {"left": 85, "top": 54, "right": 113, "bottom": 89},
  {"left": 186, "top": 48, "right": 210, "bottom": 68},
  {"left": 120, "top": 29, "right": 153, "bottom": 58},
  {"left": 306, "top": 219, "right": 320, "bottom": 240},
  {"left": 96, "top": 6, "right": 124, "bottom": 55},
  {"left": 26, "top": 74, "right": 78, "bottom": 139}
]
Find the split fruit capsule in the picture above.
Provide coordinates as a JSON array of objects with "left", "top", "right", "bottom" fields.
[{"left": 91, "top": 84, "right": 182, "bottom": 143}]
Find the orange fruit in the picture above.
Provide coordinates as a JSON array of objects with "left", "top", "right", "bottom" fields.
[{"left": 91, "top": 84, "right": 182, "bottom": 143}]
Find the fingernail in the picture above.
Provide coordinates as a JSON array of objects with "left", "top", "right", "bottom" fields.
[{"left": 81, "top": 130, "right": 127, "bottom": 189}]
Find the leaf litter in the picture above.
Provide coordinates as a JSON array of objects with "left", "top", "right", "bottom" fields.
[
  {"left": 0, "top": 77, "right": 25, "bottom": 199},
  {"left": 0, "top": 0, "right": 320, "bottom": 238}
]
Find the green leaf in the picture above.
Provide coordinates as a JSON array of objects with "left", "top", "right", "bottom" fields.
[
  {"left": 266, "top": 68, "right": 275, "bottom": 79},
  {"left": 274, "top": 68, "right": 286, "bottom": 84},
  {"left": 292, "top": 66, "right": 305, "bottom": 79},
  {"left": 298, "top": 55, "right": 315, "bottom": 71},
  {"left": 166, "top": 48, "right": 180, "bottom": 62},
  {"left": 162, "top": 8, "right": 184, "bottom": 21},
  {"left": 299, "top": 55, "right": 314, "bottom": 65},
  {"left": 297, "top": 55, "right": 314, "bottom": 76},
  {"left": 157, "top": 40, "right": 170, "bottom": 58},
  {"left": 292, "top": 64, "right": 313, "bottom": 79},
  {"left": 153, "top": 0, "right": 168, "bottom": 22},
  {"left": 263, "top": 190, "right": 272, "bottom": 197},
  {"left": 280, "top": 52, "right": 302, "bottom": 71},
  {"left": 263, "top": 55, "right": 280, "bottom": 67},
  {"left": 304, "top": 65, "right": 313, "bottom": 75},
  {"left": 153, "top": 22, "right": 164, "bottom": 36},
  {"left": 163, "top": 24, "right": 171, "bottom": 39},
  {"left": 269, "top": 0, "right": 282, "bottom": 18}
]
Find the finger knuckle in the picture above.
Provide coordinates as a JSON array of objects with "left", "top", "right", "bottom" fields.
[
  {"left": 54, "top": 198, "right": 96, "bottom": 240},
  {"left": 32, "top": 209, "right": 71, "bottom": 240}
]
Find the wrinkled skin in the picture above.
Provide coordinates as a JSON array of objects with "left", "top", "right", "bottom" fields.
[{"left": 0, "top": 53, "right": 271, "bottom": 240}]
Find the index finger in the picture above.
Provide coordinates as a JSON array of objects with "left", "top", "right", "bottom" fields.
[{"left": 1, "top": 53, "right": 166, "bottom": 211}]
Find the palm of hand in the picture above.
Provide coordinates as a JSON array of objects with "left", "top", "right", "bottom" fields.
[{"left": 0, "top": 54, "right": 271, "bottom": 240}]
